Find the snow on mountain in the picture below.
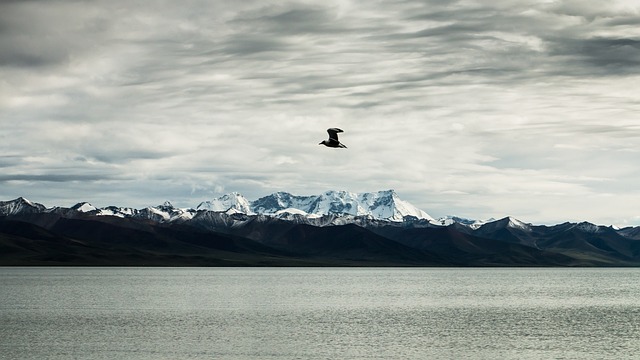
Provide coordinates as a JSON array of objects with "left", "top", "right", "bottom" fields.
[
  {"left": 574, "top": 222, "right": 602, "bottom": 233},
  {"left": 251, "top": 190, "right": 433, "bottom": 222},
  {"left": 437, "top": 216, "right": 492, "bottom": 229},
  {"left": 71, "top": 202, "right": 97, "bottom": 213},
  {"left": 157, "top": 201, "right": 196, "bottom": 222},
  {"left": 128, "top": 201, "right": 197, "bottom": 222},
  {"left": 98, "top": 206, "right": 136, "bottom": 218},
  {"left": 197, "top": 192, "right": 254, "bottom": 214},
  {"left": 136, "top": 206, "right": 173, "bottom": 222},
  {"left": 0, "top": 197, "right": 46, "bottom": 215},
  {"left": 507, "top": 217, "right": 532, "bottom": 231},
  {"left": 0, "top": 191, "right": 433, "bottom": 223},
  {"left": 252, "top": 192, "right": 317, "bottom": 215},
  {"left": 274, "top": 208, "right": 313, "bottom": 217},
  {"left": 0, "top": 192, "right": 517, "bottom": 230}
]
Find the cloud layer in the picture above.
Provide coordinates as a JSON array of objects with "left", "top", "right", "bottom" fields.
[{"left": 2, "top": 0, "right": 640, "bottom": 226}]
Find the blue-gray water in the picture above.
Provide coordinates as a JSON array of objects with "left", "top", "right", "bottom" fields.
[{"left": 1, "top": 268, "right": 639, "bottom": 360}]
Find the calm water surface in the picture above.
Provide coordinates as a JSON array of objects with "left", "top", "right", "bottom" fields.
[{"left": 1, "top": 267, "right": 639, "bottom": 359}]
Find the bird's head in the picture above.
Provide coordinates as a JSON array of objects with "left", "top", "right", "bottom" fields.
[{"left": 318, "top": 141, "right": 325, "bottom": 145}]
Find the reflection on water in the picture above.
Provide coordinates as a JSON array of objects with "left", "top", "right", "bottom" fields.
[{"left": 1, "top": 267, "right": 639, "bottom": 359}]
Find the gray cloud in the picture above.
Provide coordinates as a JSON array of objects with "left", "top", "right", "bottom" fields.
[
  {"left": 0, "top": 1, "right": 111, "bottom": 68},
  {"left": 2, "top": 0, "right": 640, "bottom": 225},
  {"left": 548, "top": 37, "right": 640, "bottom": 75},
  {"left": 232, "top": 5, "right": 347, "bottom": 35},
  {"left": 0, "top": 156, "right": 23, "bottom": 168},
  {"left": 0, "top": 174, "right": 112, "bottom": 182}
]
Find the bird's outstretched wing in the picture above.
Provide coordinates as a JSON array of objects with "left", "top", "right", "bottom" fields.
[{"left": 327, "top": 128, "right": 343, "bottom": 141}]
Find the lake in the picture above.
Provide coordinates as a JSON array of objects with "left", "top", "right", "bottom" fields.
[{"left": 1, "top": 267, "right": 639, "bottom": 359}]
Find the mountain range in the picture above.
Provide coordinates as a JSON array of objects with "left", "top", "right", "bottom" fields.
[{"left": 1, "top": 190, "right": 639, "bottom": 266}]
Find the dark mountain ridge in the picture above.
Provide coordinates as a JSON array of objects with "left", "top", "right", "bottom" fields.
[{"left": 1, "top": 197, "right": 639, "bottom": 266}]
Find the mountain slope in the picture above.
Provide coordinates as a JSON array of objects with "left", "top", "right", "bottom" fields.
[
  {"left": 371, "top": 225, "right": 579, "bottom": 266},
  {"left": 0, "top": 215, "right": 305, "bottom": 266},
  {"left": 0, "top": 213, "right": 445, "bottom": 266}
]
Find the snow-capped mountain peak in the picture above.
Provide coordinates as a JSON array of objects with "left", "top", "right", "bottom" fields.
[
  {"left": 252, "top": 191, "right": 317, "bottom": 215},
  {"left": 97, "top": 206, "right": 135, "bottom": 218},
  {"left": 197, "top": 192, "right": 254, "bottom": 214},
  {"left": 0, "top": 190, "right": 431, "bottom": 225},
  {"left": 71, "top": 202, "right": 97, "bottom": 213},
  {"left": 162, "top": 201, "right": 173, "bottom": 208},
  {"left": 507, "top": 217, "right": 532, "bottom": 231},
  {"left": 0, "top": 197, "right": 46, "bottom": 215},
  {"left": 251, "top": 189, "right": 433, "bottom": 221},
  {"left": 437, "top": 216, "right": 492, "bottom": 229}
]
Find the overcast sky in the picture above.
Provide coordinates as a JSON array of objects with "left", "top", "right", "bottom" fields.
[{"left": 2, "top": 0, "right": 640, "bottom": 226}]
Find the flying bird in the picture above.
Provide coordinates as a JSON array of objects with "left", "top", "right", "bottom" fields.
[{"left": 319, "top": 128, "right": 347, "bottom": 148}]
